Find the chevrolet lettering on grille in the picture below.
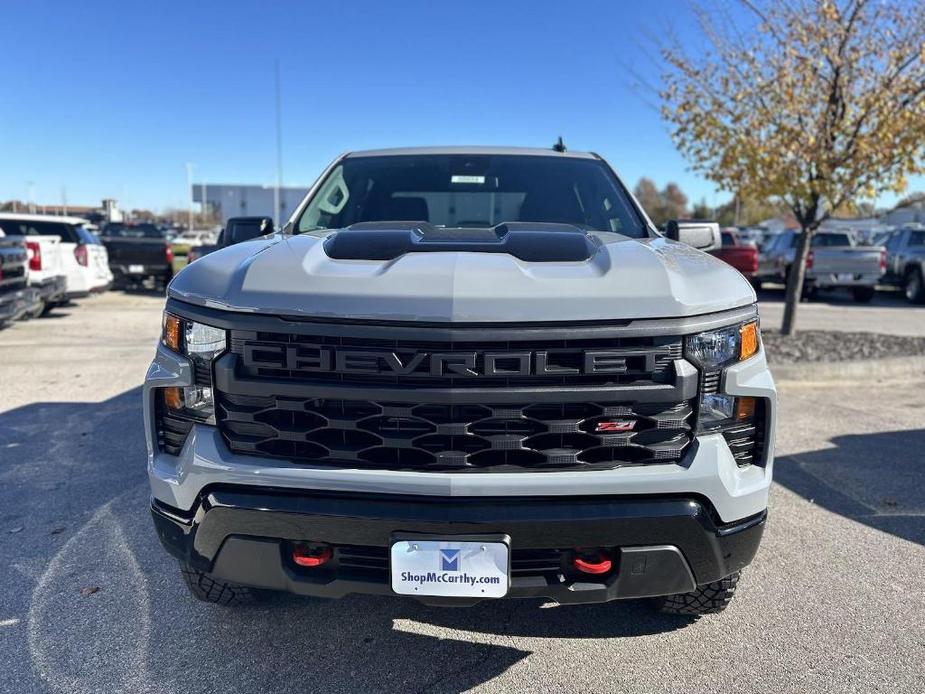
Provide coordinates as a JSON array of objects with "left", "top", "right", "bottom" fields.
[{"left": 240, "top": 344, "right": 659, "bottom": 377}]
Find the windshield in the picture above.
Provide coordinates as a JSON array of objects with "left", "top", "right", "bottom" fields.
[
  {"left": 103, "top": 223, "right": 165, "bottom": 239},
  {"left": 791, "top": 233, "right": 853, "bottom": 248},
  {"left": 295, "top": 154, "right": 647, "bottom": 237}
]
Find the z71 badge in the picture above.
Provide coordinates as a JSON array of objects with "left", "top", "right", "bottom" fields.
[{"left": 595, "top": 420, "right": 637, "bottom": 432}]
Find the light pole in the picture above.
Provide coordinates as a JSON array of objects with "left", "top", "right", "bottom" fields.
[
  {"left": 274, "top": 60, "right": 283, "bottom": 221},
  {"left": 185, "top": 162, "right": 195, "bottom": 231}
]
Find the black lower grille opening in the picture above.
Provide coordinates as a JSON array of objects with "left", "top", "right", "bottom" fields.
[
  {"left": 722, "top": 400, "right": 767, "bottom": 467},
  {"left": 155, "top": 400, "right": 196, "bottom": 455},
  {"left": 332, "top": 545, "right": 565, "bottom": 577},
  {"left": 218, "top": 395, "right": 695, "bottom": 472}
]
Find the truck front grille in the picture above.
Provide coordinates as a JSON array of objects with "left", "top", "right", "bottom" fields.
[
  {"left": 229, "top": 330, "right": 682, "bottom": 388},
  {"left": 217, "top": 393, "right": 693, "bottom": 472}
]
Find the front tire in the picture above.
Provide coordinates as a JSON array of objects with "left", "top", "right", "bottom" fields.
[
  {"left": 180, "top": 564, "right": 259, "bottom": 606},
  {"left": 904, "top": 267, "right": 925, "bottom": 304},
  {"left": 654, "top": 571, "right": 740, "bottom": 616},
  {"left": 852, "top": 286, "right": 875, "bottom": 303}
]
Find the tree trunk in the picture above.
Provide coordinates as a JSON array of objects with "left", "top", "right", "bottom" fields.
[{"left": 780, "top": 225, "right": 814, "bottom": 336}]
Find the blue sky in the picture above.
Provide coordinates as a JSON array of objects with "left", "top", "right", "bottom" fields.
[{"left": 1, "top": 0, "right": 918, "bottom": 213}]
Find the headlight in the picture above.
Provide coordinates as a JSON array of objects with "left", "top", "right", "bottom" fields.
[
  {"left": 687, "top": 317, "right": 762, "bottom": 441},
  {"left": 160, "top": 312, "right": 226, "bottom": 423},
  {"left": 686, "top": 320, "right": 760, "bottom": 369}
]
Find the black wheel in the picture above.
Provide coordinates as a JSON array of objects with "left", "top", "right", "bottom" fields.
[
  {"left": 851, "top": 286, "right": 875, "bottom": 303},
  {"left": 904, "top": 267, "right": 925, "bottom": 304},
  {"left": 654, "top": 571, "right": 740, "bottom": 616},
  {"left": 28, "top": 299, "right": 46, "bottom": 319},
  {"left": 180, "top": 564, "right": 259, "bottom": 606}
]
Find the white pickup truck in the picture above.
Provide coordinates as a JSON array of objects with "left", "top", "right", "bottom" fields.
[
  {"left": 757, "top": 230, "right": 885, "bottom": 302},
  {"left": 147, "top": 145, "right": 776, "bottom": 616}
]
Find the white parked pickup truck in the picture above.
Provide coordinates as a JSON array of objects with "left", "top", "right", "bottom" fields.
[
  {"left": 757, "top": 230, "right": 885, "bottom": 302},
  {"left": 147, "top": 145, "right": 776, "bottom": 617}
]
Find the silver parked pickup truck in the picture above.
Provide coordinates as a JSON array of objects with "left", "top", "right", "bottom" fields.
[
  {"left": 757, "top": 230, "right": 885, "bottom": 302},
  {"left": 882, "top": 226, "right": 925, "bottom": 304}
]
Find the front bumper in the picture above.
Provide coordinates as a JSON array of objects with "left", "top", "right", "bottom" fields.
[{"left": 152, "top": 487, "right": 766, "bottom": 605}]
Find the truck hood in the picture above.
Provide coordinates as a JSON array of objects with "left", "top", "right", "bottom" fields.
[{"left": 168, "top": 232, "right": 756, "bottom": 322}]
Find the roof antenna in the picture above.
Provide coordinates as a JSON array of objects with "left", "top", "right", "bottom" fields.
[{"left": 552, "top": 136, "right": 567, "bottom": 153}]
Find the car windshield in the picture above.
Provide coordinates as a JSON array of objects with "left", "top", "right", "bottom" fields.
[
  {"left": 295, "top": 154, "right": 648, "bottom": 237},
  {"left": 910, "top": 230, "right": 925, "bottom": 246},
  {"left": 791, "top": 233, "right": 852, "bottom": 248},
  {"left": 104, "top": 224, "right": 165, "bottom": 239}
]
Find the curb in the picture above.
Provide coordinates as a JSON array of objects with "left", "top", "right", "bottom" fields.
[{"left": 770, "top": 356, "right": 925, "bottom": 383}]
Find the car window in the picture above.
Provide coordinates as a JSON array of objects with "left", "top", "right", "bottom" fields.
[
  {"left": 0, "top": 220, "right": 79, "bottom": 243},
  {"left": 296, "top": 154, "right": 648, "bottom": 237},
  {"left": 721, "top": 232, "right": 735, "bottom": 247},
  {"left": 102, "top": 224, "right": 165, "bottom": 239},
  {"left": 75, "top": 226, "right": 101, "bottom": 244},
  {"left": 909, "top": 231, "right": 925, "bottom": 246},
  {"left": 792, "top": 233, "right": 852, "bottom": 248},
  {"left": 814, "top": 233, "right": 852, "bottom": 247}
]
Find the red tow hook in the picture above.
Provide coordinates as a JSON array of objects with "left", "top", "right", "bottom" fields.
[
  {"left": 293, "top": 545, "right": 333, "bottom": 567},
  {"left": 573, "top": 550, "right": 613, "bottom": 575}
]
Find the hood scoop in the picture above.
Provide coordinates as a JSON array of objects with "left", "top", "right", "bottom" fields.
[{"left": 322, "top": 221, "right": 599, "bottom": 262}]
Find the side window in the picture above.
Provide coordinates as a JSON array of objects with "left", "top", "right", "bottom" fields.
[{"left": 299, "top": 166, "right": 349, "bottom": 232}]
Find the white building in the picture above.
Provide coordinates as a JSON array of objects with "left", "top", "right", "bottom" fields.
[
  {"left": 192, "top": 184, "right": 307, "bottom": 225},
  {"left": 881, "top": 200, "right": 925, "bottom": 227}
]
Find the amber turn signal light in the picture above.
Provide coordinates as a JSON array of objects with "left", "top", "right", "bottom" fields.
[
  {"left": 739, "top": 321, "right": 759, "bottom": 361},
  {"left": 163, "top": 313, "right": 181, "bottom": 352},
  {"left": 163, "top": 387, "right": 183, "bottom": 411},
  {"left": 735, "top": 396, "right": 756, "bottom": 421}
]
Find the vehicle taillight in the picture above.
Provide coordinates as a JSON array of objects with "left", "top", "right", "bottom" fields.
[
  {"left": 879, "top": 249, "right": 887, "bottom": 275},
  {"left": 805, "top": 250, "right": 814, "bottom": 270},
  {"left": 26, "top": 241, "right": 42, "bottom": 271},
  {"left": 74, "top": 243, "right": 89, "bottom": 267},
  {"left": 165, "top": 244, "right": 174, "bottom": 264}
]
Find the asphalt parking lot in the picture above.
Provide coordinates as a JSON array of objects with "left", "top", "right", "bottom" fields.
[
  {"left": 1, "top": 292, "right": 924, "bottom": 694},
  {"left": 757, "top": 285, "right": 925, "bottom": 336}
]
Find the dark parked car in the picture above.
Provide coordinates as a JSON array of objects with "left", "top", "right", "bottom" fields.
[
  {"left": 100, "top": 223, "right": 173, "bottom": 290},
  {"left": 186, "top": 217, "right": 275, "bottom": 263}
]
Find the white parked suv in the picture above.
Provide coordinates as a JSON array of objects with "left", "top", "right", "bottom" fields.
[{"left": 0, "top": 214, "right": 113, "bottom": 303}]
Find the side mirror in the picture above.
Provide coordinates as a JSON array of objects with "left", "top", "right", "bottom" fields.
[
  {"left": 222, "top": 216, "right": 274, "bottom": 247},
  {"left": 665, "top": 219, "right": 721, "bottom": 252}
]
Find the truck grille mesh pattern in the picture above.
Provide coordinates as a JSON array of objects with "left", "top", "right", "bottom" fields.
[{"left": 217, "top": 394, "right": 693, "bottom": 472}]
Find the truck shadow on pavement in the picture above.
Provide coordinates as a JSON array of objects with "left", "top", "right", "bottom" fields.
[
  {"left": 774, "top": 428, "right": 925, "bottom": 547},
  {"left": 3, "top": 387, "right": 696, "bottom": 694}
]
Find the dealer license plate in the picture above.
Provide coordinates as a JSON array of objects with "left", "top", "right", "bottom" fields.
[
  {"left": 390, "top": 540, "right": 509, "bottom": 598},
  {"left": 836, "top": 273, "right": 854, "bottom": 282},
  {"left": 128, "top": 264, "right": 145, "bottom": 274}
]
